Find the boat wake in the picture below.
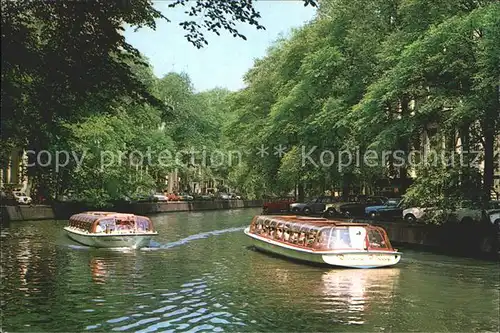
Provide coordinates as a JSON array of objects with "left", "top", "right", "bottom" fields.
[
  {"left": 64, "top": 243, "right": 136, "bottom": 252},
  {"left": 144, "top": 227, "right": 245, "bottom": 251}
]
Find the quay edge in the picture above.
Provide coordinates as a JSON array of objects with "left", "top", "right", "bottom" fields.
[{"left": 1, "top": 200, "right": 264, "bottom": 222}]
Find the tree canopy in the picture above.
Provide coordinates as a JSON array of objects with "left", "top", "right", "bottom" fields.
[
  {"left": 223, "top": 0, "right": 499, "bottom": 217},
  {"left": 1, "top": 0, "right": 317, "bottom": 204}
]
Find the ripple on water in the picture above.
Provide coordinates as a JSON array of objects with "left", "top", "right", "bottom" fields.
[
  {"left": 84, "top": 272, "right": 250, "bottom": 332},
  {"left": 2, "top": 212, "right": 500, "bottom": 333}
]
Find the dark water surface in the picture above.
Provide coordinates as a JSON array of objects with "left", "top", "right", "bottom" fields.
[{"left": 1, "top": 208, "right": 499, "bottom": 332}]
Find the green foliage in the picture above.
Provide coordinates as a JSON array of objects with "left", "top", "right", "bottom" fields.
[
  {"left": 225, "top": 0, "right": 499, "bottom": 221},
  {"left": 1, "top": 0, "right": 317, "bottom": 202}
]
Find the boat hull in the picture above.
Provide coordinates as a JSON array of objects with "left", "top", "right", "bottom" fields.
[
  {"left": 64, "top": 227, "right": 156, "bottom": 249},
  {"left": 244, "top": 227, "right": 401, "bottom": 268}
]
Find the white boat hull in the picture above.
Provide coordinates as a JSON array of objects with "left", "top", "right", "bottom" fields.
[
  {"left": 244, "top": 227, "right": 401, "bottom": 268},
  {"left": 64, "top": 227, "right": 156, "bottom": 249}
]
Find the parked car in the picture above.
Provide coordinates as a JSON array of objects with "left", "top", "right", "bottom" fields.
[
  {"left": 402, "top": 206, "right": 438, "bottom": 223},
  {"left": 109, "top": 195, "right": 133, "bottom": 206},
  {"left": 217, "top": 193, "right": 231, "bottom": 200},
  {"left": 12, "top": 191, "right": 32, "bottom": 205},
  {"left": 153, "top": 194, "right": 169, "bottom": 201},
  {"left": 365, "top": 198, "right": 402, "bottom": 219},
  {"left": 323, "top": 195, "right": 361, "bottom": 217},
  {"left": 178, "top": 193, "right": 194, "bottom": 201},
  {"left": 263, "top": 197, "right": 295, "bottom": 214},
  {"left": 450, "top": 200, "right": 484, "bottom": 223},
  {"left": 290, "top": 196, "right": 337, "bottom": 215},
  {"left": 131, "top": 194, "right": 157, "bottom": 203},
  {"left": 229, "top": 193, "right": 242, "bottom": 200},
  {"left": 194, "top": 194, "right": 213, "bottom": 201},
  {"left": 403, "top": 200, "right": 500, "bottom": 224},
  {"left": 338, "top": 196, "right": 388, "bottom": 217},
  {"left": 483, "top": 200, "right": 500, "bottom": 224},
  {"left": 488, "top": 209, "right": 500, "bottom": 227},
  {"left": 165, "top": 193, "right": 180, "bottom": 201}
]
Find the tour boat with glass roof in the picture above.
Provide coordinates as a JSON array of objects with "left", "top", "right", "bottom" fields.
[
  {"left": 65, "top": 211, "right": 158, "bottom": 249},
  {"left": 244, "top": 215, "right": 401, "bottom": 268}
]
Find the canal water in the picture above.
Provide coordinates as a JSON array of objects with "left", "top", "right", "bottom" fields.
[{"left": 1, "top": 208, "right": 499, "bottom": 332}]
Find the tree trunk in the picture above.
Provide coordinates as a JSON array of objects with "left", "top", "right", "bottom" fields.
[
  {"left": 297, "top": 183, "right": 305, "bottom": 202},
  {"left": 399, "top": 96, "right": 409, "bottom": 187},
  {"left": 342, "top": 173, "right": 350, "bottom": 200},
  {"left": 482, "top": 84, "right": 499, "bottom": 202},
  {"left": 483, "top": 129, "right": 494, "bottom": 201}
]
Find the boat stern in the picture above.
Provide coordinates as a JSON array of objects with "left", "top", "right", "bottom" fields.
[{"left": 322, "top": 252, "right": 402, "bottom": 268}]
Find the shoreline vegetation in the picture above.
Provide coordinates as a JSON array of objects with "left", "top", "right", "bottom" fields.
[{"left": 1, "top": 1, "right": 499, "bottom": 225}]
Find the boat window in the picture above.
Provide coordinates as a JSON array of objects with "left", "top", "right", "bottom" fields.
[
  {"left": 118, "top": 219, "right": 136, "bottom": 233},
  {"left": 367, "top": 229, "right": 389, "bottom": 249},
  {"left": 315, "top": 229, "right": 330, "bottom": 250},
  {"left": 328, "top": 228, "right": 353, "bottom": 250},
  {"left": 305, "top": 229, "right": 318, "bottom": 247},
  {"left": 297, "top": 231, "right": 307, "bottom": 245},
  {"left": 136, "top": 217, "right": 150, "bottom": 231},
  {"left": 324, "top": 226, "right": 368, "bottom": 250},
  {"left": 256, "top": 220, "right": 264, "bottom": 234},
  {"left": 268, "top": 220, "right": 278, "bottom": 238},
  {"left": 250, "top": 217, "right": 258, "bottom": 232},
  {"left": 283, "top": 224, "right": 291, "bottom": 241},
  {"left": 269, "top": 224, "right": 276, "bottom": 238},
  {"left": 98, "top": 218, "right": 116, "bottom": 233},
  {"left": 262, "top": 221, "right": 269, "bottom": 236},
  {"left": 275, "top": 222, "right": 284, "bottom": 240},
  {"left": 348, "top": 226, "right": 367, "bottom": 249},
  {"left": 276, "top": 227, "right": 283, "bottom": 240}
]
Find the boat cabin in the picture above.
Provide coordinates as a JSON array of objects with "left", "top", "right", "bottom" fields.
[
  {"left": 68, "top": 212, "right": 154, "bottom": 234},
  {"left": 249, "top": 215, "right": 394, "bottom": 251}
]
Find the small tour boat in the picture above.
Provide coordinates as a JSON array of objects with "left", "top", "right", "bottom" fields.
[
  {"left": 244, "top": 215, "right": 401, "bottom": 268},
  {"left": 64, "top": 211, "right": 158, "bottom": 249}
]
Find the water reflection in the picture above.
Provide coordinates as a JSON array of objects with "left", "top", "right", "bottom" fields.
[
  {"left": 247, "top": 248, "right": 402, "bottom": 327},
  {"left": 319, "top": 268, "right": 400, "bottom": 324},
  {"left": 82, "top": 249, "right": 145, "bottom": 287},
  {"left": 2, "top": 211, "right": 499, "bottom": 333},
  {"left": 90, "top": 258, "right": 108, "bottom": 284}
]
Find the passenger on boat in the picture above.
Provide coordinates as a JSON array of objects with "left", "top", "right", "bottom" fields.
[
  {"left": 262, "top": 225, "right": 269, "bottom": 236},
  {"left": 306, "top": 232, "right": 317, "bottom": 247},
  {"left": 116, "top": 220, "right": 131, "bottom": 233},
  {"left": 95, "top": 223, "right": 104, "bottom": 233},
  {"left": 276, "top": 228, "right": 283, "bottom": 239},
  {"left": 298, "top": 232, "right": 306, "bottom": 245},
  {"left": 284, "top": 229, "right": 290, "bottom": 241}
]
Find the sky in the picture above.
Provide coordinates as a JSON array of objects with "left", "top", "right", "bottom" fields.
[{"left": 124, "top": 1, "right": 317, "bottom": 92}]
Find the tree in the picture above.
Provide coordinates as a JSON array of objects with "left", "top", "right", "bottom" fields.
[
  {"left": 1, "top": 0, "right": 318, "bottom": 197},
  {"left": 225, "top": 0, "right": 499, "bottom": 219}
]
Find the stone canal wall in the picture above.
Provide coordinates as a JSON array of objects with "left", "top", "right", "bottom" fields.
[
  {"left": 1, "top": 205, "right": 55, "bottom": 221},
  {"left": 371, "top": 220, "right": 499, "bottom": 260},
  {"left": 1, "top": 200, "right": 264, "bottom": 222}
]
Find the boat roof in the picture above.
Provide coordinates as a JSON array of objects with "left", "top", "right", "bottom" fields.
[
  {"left": 70, "top": 211, "right": 149, "bottom": 221},
  {"left": 255, "top": 215, "right": 370, "bottom": 228}
]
